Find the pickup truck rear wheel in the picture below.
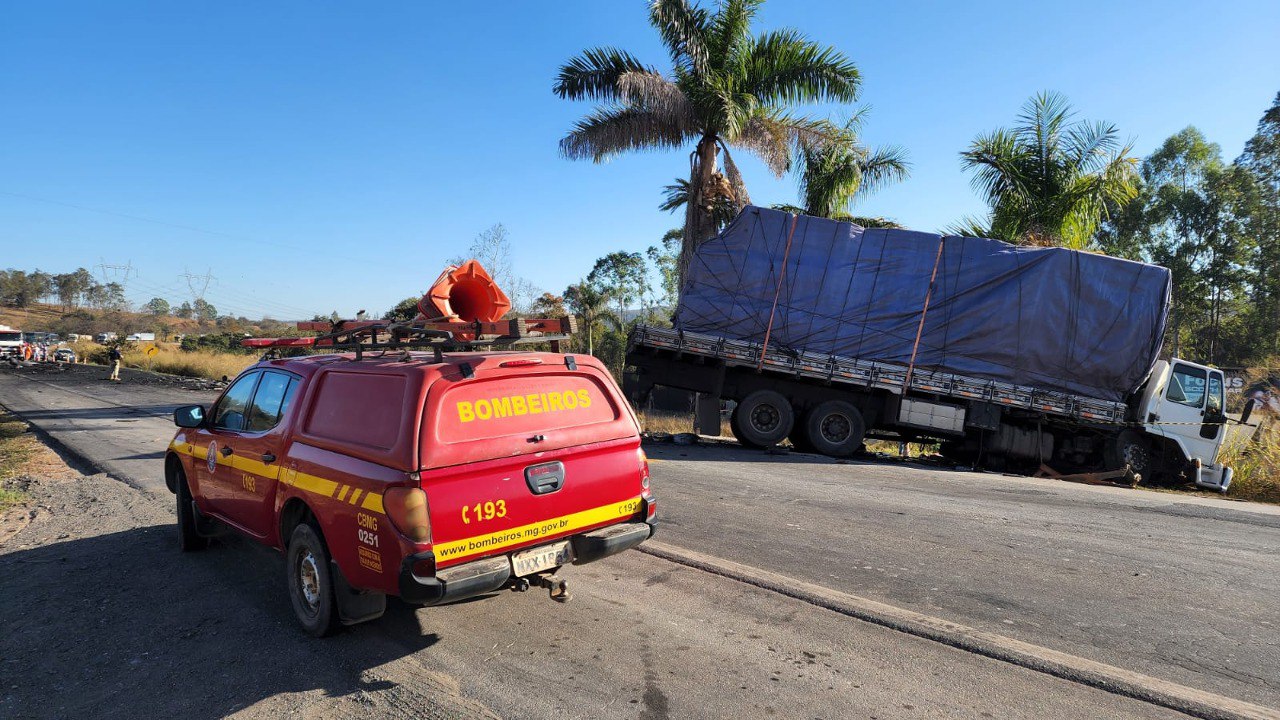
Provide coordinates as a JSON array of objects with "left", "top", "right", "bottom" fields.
[
  {"left": 804, "top": 400, "right": 866, "bottom": 458},
  {"left": 175, "top": 470, "right": 209, "bottom": 552},
  {"left": 731, "top": 390, "right": 794, "bottom": 448},
  {"left": 287, "top": 523, "right": 339, "bottom": 637}
]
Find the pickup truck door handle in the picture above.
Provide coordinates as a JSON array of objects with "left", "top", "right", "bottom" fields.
[
  {"left": 220, "top": 446, "right": 234, "bottom": 457},
  {"left": 261, "top": 452, "right": 276, "bottom": 463}
]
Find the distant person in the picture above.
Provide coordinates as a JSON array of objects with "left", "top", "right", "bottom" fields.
[{"left": 108, "top": 346, "right": 122, "bottom": 382}]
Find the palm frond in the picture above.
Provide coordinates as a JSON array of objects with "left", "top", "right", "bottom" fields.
[
  {"left": 743, "top": 29, "right": 861, "bottom": 106},
  {"left": 732, "top": 111, "right": 832, "bottom": 176},
  {"left": 719, "top": 144, "right": 752, "bottom": 208},
  {"left": 707, "top": 0, "right": 763, "bottom": 70},
  {"left": 649, "top": 0, "right": 711, "bottom": 76},
  {"left": 960, "top": 129, "right": 1031, "bottom": 204},
  {"left": 857, "top": 145, "right": 911, "bottom": 197},
  {"left": 553, "top": 47, "right": 653, "bottom": 101},
  {"left": 560, "top": 106, "right": 692, "bottom": 162},
  {"left": 660, "top": 178, "right": 692, "bottom": 213},
  {"left": 616, "top": 70, "right": 695, "bottom": 126},
  {"left": 944, "top": 216, "right": 995, "bottom": 238}
]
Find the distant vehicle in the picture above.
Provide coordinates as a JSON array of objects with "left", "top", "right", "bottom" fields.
[
  {"left": 65, "top": 334, "right": 82, "bottom": 343},
  {"left": 0, "top": 325, "right": 22, "bottom": 358},
  {"left": 126, "top": 332, "right": 156, "bottom": 342},
  {"left": 94, "top": 332, "right": 118, "bottom": 343},
  {"left": 53, "top": 348, "right": 76, "bottom": 363}
]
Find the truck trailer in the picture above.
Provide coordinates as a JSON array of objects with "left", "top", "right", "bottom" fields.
[{"left": 625, "top": 206, "right": 1242, "bottom": 491}]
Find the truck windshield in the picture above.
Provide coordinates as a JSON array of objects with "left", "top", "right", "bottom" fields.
[
  {"left": 1167, "top": 364, "right": 1207, "bottom": 408},
  {"left": 0, "top": 332, "right": 21, "bottom": 342}
]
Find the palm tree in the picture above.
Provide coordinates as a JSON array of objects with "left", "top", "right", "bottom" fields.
[
  {"left": 953, "top": 91, "right": 1139, "bottom": 248},
  {"left": 554, "top": 0, "right": 862, "bottom": 279},
  {"left": 793, "top": 114, "right": 908, "bottom": 220},
  {"left": 564, "top": 281, "right": 610, "bottom": 356}
]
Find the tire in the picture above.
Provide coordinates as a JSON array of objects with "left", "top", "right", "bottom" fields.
[
  {"left": 731, "top": 390, "right": 794, "bottom": 448},
  {"left": 803, "top": 400, "right": 866, "bottom": 458},
  {"left": 176, "top": 470, "right": 209, "bottom": 552},
  {"left": 1106, "top": 430, "right": 1152, "bottom": 480},
  {"left": 286, "top": 523, "right": 339, "bottom": 638}
]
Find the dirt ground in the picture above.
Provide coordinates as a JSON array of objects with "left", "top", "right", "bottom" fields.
[{"left": 0, "top": 445, "right": 498, "bottom": 720}]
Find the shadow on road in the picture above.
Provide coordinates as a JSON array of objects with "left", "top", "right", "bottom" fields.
[
  {"left": 0, "top": 525, "right": 471, "bottom": 720},
  {"left": 11, "top": 404, "right": 183, "bottom": 422}
]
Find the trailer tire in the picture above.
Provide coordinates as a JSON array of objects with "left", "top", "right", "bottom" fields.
[
  {"left": 804, "top": 400, "right": 866, "bottom": 458},
  {"left": 731, "top": 390, "right": 794, "bottom": 448},
  {"left": 1106, "top": 430, "right": 1152, "bottom": 480}
]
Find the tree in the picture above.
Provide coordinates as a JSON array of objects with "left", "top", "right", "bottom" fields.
[
  {"left": 555, "top": 0, "right": 862, "bottom": 280},
  {"left": 793, "top": 115, "right": 908, "bottom": 220},
  {"left": 587, "top": 251, "right": 648, "bottom": 322},
  {"left": 647, "top": 229, "right": 682, "bottom": 311},
  {"left": 954, "top": 92, "right": 1139, "bottom": 248},
  {"left": 193, "top": 298, "right": 218, "bottom": 322},
  {"left": 104, "top": 282, "right": 128, "bottom": 311},
  {"left": 386, "top": 296, "right": 422, "bottom": 322},
  {"left": 564, "top": 281, "right": 611, "bottom": 356},
  {"left": 144, "top": 297, "right": 171, "bottom": 316},
  {"left": 531, "top": 293, "right": 568, "bottom": 317},
  {"left": 1100, "top": 127, "right": 1258, "bottom": 362},
  {"left": 84, "top": 282, "right": 108, "bottom": 309},
  {"left": 174, "top": 301, "right": 194, "bottom": 319},
  {"left": 1237, "top": 91, "right": 1280, "bottom": 358}
]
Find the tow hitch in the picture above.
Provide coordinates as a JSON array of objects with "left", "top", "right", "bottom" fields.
[{"left": 530, "top": 573, "right": 571, "bottom": 603}]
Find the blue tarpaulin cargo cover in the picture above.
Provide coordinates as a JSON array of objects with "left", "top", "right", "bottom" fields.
[{"left": 673, "top": 206, "right": 1171, "bottom": 403}]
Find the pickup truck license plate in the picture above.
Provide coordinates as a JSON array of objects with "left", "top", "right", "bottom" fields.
[{"left": 512, "top": 540, "right": 573, "bottom": 577}]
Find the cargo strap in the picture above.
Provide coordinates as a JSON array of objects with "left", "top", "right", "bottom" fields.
[
  {"left": 903, "top": 238, "right": 946, "bottom": 390},
  {"left": 757, "top": 214, "right": 801, "bottom": 371}
]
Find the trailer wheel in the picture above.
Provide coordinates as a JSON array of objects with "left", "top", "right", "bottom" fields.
[
  {"left": 1106, "top": 430, "right": 1152, "bottom": 479},
  {"left": 804, "top": 400, "right": 866, "bottom": 457},
  {"left": 731, "top": 390, "right": 794, "bottom": 448}
]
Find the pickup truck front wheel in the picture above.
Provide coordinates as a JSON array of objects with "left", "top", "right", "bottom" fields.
[
  {"left": 287, "top": 523, "right": 339, "bottom": 637},
  {"left": 176, "top": 470, "right": 209, "bottom": 553}
]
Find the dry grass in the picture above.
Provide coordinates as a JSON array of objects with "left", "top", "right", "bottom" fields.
[
  {"left": 639, "top": 411, "right": 696, "bottom": 435},
  {"left": 0, "top": 413, "right": 36, "bottom": 511},
  {"left": 1220, "top": 418, "right": 1280, "bottom": 504},
  {"left": 121, "top": 345, "right": 256, "bottom": 381}
]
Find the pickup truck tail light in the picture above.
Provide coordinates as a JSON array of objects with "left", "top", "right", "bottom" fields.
[
  {"left": 638, "top": 448, "right": 650, "bottom": 491},
  {"left": 385, "top": 487, "right": 431, "bottom": 543}
]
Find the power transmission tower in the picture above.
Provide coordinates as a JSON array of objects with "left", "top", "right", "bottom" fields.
[
  {"left": 180, "top": 267, "right": 215, "bottom": 304},
  {"left": 96, "top": 259, "right": 138, "bottom": 291}
]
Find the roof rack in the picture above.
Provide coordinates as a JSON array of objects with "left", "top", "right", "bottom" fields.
[{"left": 242, "top": 315, "right": 578, "bottom": 363}]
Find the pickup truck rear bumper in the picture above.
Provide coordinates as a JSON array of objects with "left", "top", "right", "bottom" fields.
[{"left": 398, "top": 516, "right": 656, "bottom": 606}]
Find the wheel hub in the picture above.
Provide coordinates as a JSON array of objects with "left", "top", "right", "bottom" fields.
[
  {"left": 751, "top": 404, "right": 780, "bottom": 433},
  {"left": 820, "top": 413, "right": 851, "bottom": 443},
  {"left": 1122, "top": 442, "right": 1149, "bottom": 471},
  {"left": 297, "top": 549, "right": 321, "bottom": 612}
]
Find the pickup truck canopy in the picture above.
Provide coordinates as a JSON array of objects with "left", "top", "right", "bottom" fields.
[{"left": 673, "top": 206, "right": 1171, "bottom": 403}]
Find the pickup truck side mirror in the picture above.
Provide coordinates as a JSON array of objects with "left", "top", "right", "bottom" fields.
[
  {"left": 1239, "top": 399, "right": 1255, "bottom": 426},
  {"left": 174, "top": 405, "right": 207, "bottom": 428}
]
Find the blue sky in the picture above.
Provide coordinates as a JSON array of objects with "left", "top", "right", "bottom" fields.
[{"left": 3, "top": 1, "right": 1278, "bottom": 320}]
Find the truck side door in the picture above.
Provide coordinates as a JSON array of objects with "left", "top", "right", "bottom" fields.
[
  {"left": 1152, "top": 363, "right": 1222, "bottom": 465},
  {"left": 188, "top": 370, "right": 261, "bottom": 519},
  {"left": 223, "top": 370, "right": 302, "bottom": 534}
]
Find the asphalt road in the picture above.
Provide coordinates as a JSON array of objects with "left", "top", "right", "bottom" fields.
[{"left": 3, "top": 362, "right": 1278, "bottom": 718}]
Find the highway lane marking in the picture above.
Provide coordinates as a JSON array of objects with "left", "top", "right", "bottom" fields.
[{"left": 638, "top": 540, "right": 1280, "bottom": 720}]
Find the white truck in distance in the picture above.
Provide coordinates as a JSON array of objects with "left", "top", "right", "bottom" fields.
[{"left": 0, "top": 325, "right": 22, "bottom": 358}]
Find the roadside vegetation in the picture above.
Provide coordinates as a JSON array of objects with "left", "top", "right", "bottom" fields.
[
  {"left": 1219, "top": 421, "right": 1280, "bottom": 503},
  {"left": 0, "top": 412, "right": 36, "bottom": 512}
]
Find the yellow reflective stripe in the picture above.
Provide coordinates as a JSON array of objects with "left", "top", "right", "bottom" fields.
[
  {"left": 361, "top": 493, "right": 385, "bottom": 514},
  {"left": 169, "top": 444, "right": 385, "bottom": 515},
  {"left": 336, "top": 485, "right": 350, "bottom": 502},
  {"left": 434, "top": 497, "right": 643, "bottom": 563}
]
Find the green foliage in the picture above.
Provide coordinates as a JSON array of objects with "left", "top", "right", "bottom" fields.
[
  {"left": 587, "top": 251, "right": 649, "bottom": 321},
  {"left": 179, "top": 332, "right": 258, "bottom": 355},
  {"left": 795, "top": 114, "right": 909, "bottom": 219},
  {"left": 555, "top": 0, "right": 862, "bottom": 279},
  {"left": 173, "top": 301, "right": 194, "bottom": 319},
  {"left": 1100, "top": 127, "right": 1260, "bottom": 364},
  {"left": 193, "top": 298, "right": 217, "bottom": 322},
  {"left": 144, "top": 297, "right": 170, "bottom": 315},
  {"left": 386, "top": 296, "right": 422, "bottom": 322},
  {"left": 1236, "top": 92, "right": 1280, "bottom": 359},
  {"left": 957, "top": 92, "right": 1139, "bottom": 249}
]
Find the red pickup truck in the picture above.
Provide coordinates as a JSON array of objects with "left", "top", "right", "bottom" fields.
[{"left": 165, "top": 349, "right": 655, "bottom": 636}]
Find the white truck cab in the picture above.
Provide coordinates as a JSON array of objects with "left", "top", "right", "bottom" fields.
[{"left": 1136, "top": 360, "right": 1234, "bottom": 491}]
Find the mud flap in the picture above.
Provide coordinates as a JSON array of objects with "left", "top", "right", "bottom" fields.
[{"left": 330, "top": 559, "right": 387, "bottom": 625}]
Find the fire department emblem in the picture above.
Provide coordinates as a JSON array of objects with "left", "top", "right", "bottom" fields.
[{"left": 207, "top": 441, "right": 218, "bottom": 473}]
